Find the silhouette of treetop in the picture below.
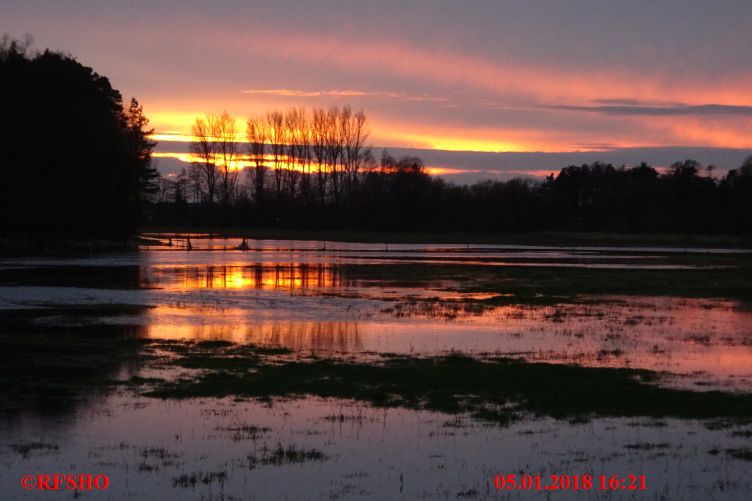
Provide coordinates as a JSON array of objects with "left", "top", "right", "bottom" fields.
[{"left": 0, "top": 35, "right": 157, "bottom": 239}]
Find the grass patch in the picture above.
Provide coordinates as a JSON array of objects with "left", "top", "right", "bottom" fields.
[
  {"left": 5, "top": 310, "right": 752, "bottom": 427},
  {"left": 216, "top": 425, "right": 270, "bottom": 441},
  {"left": 725, "top": 448, "right": 752, "bottom": 461},
  {"left": 340, "top": 259, "right": 752, "bottom": 303},
  {"left": 172, "top": 471, "right": 226, "bottom": 488},
  {"left": 709, "top": 448, "right": 752, "bottom": 461},
  {"left": 194, "top": 340, "right": 235, "bottom": 349},
  {"left": 144, "top": 344, "right": 752, "bottom": 425},
  {"left": 624, "top": 443, "right": 671, "bottom": 450},
  {"left": 247, "top": 443, "right": 327, "bottom": 469},
  {"left": 10, "top": 442, "right": 59, "bottom": 458}
]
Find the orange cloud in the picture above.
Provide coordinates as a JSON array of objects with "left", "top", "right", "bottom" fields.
[
  {"left": 142, "top": 26, "right": 752, "bottom": 153},
  {"left": 224, "top": 29, "right": 752, "bottom": 108}
]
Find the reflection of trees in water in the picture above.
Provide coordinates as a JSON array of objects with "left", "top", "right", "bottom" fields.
[
  {"left": 249, "top": 321, "right": 363, "bottom": 352},
  {"left": 143, "top": 263, "right": 353, "bottom": 291},
  {"left": 0, "top": 316, "right": 149, "bottom": 420},
  {"left": 146, "top": 321, "right": 363, "bottom": 353}
]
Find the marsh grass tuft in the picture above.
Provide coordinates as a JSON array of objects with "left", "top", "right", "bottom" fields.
[
  {"left": 172, "top": 471, "right": 227, "bottom": 488},
  {"left": 10, "top": 442, "right": 59, "bottom": 458},
  {"left": 247, "top": 443, "right": 327, "bottom": 469}
]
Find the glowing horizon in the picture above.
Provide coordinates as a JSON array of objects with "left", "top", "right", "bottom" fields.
[{"left": 143, "top": 91, "right": 752, "bottom": 155}]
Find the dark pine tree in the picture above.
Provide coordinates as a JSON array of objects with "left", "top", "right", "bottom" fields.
[{"left": 0, "top": 36, "right": 157, "bottom": 239}]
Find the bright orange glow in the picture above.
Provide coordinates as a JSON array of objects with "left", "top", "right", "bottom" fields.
[
  {"left": 152, "top": 151, "right": 264, "bottom": 173},
  {"left": 424, "top": 166, "right": 483, "bottom": 176},
  {"left": 149, "top": 110, "right": 752, "bottom": 154},
  {"left": 155, "top": 150, "right": 489, "bottom": 177},
  {"left": 153, "top": 151, "right": 247, "bottom": 171},
  {"left": 149, "top": 133, "right": 194, "bottom": 143},
  {"left": 152, "top": 152, "right": 196, "bottom": 162},
  {"left": 395, "top": 132, "right": 526, "bottom": 153},
  {"left": 146, "top": 110, "right": 216, "bottom": 142},
  {"left": 154, "top": 151, "right": 374, "bottom": 175},
  {"left": 143, "top": 264, "right": 344, "bottom": 290},
  {"left": 371, "top": 118, "right": 588, "bottom": 152}
]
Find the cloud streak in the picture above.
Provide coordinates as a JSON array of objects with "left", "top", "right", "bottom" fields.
[
  {"left": 227, "top": 28, "right": 752, "bottom": 108},
  {"left": 242, "top": 88, "right": 373, "bottom": 97},
  {"left": 241, "top": 88, "right": 449, "bottom": 103},
  {"left": 550, "top": 103, "right": 752, "bottom": 117}
]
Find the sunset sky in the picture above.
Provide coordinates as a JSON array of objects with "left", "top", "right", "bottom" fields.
[{"left": 5, "top": 0, "right": 752, "bottom": 181}]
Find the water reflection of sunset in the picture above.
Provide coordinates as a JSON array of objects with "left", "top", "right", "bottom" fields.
[
  {"left": 146, "top": 317, "right": 363, "bottom": 352},
  {"left": 142, "top": 263, "right": 345, "bottom": 291},
  {"left": 128, "top": 247, "right": 752, "bottom": 389},
  {"left": 136, "top": 294, "right": 752, "bottom": 387}
]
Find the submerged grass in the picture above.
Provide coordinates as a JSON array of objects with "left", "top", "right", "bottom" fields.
[
  {"left": 172, "top": 471, "right": 227, "bottom": 488},
  {"left": 143, "top": 342, "right": 752, "bottom": 425},
  {"left": 4, "top": 307, "right": 752, "bottom": 426},
  {"left": 342, "top": 257, "right": 752, "bottom": 303},
  {"left": 10, "top": 442, "right": 59, "bottom": 458},
  {"left": 247, "top": 443, "right": 327, "bottom": 469}
]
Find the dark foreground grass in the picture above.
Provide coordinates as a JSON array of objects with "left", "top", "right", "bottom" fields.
[{"left": 143, "top": 342, "right": 752, "bottom": 425}]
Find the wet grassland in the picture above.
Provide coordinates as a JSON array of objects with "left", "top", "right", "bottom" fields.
[{"left": 1, "top": 242, "right": 752, "bottom": 498}]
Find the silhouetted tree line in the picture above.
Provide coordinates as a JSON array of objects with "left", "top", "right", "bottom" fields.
[
  {"left": 152, "top": 104, "right": 752, "bottom": 234},
  {"left": 4, "top": 35, "right": 747, "bottom": 238},
  {"left": 173, "top": 107, "right": 371, "bottom": 209},
  {"left": 536, "top": 159, "right": 751, "bottom": 234},
  {"left": 152, "top": 125, "right": 752, "bottom": 234},
  {"left": 0, "top": 36, "right": 158, "bottom": 239}
]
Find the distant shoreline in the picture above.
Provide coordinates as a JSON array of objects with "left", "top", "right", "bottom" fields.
[
  {"left": 138, "top": 227, "right": 752, "bottom": 250},
  {"left": 0, "top": 238, "right": 139, "bottom": 257},
  {"left": 3, "top": 230, "right": 752, "bottom": 258}
]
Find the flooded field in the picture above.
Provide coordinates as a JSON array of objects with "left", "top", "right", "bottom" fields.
[{"left": 1, "top": 237, "right": 752, "bottom": 499}]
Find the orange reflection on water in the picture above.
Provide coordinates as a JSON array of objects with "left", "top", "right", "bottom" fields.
[
  {"left": 143, "top": 264, "right": 346, "bottom": 291},
  {"left": 146, "top": 316, "right": 363, "bottom": 352}
]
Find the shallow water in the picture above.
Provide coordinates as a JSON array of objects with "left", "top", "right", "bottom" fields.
[
  {"left": 2, "top": 395, "right": 751, "bottom": 500},
  {"left": 1, "top": 245, "right": 750, "bottom": 389},
  {"left": 1, "top": 238, "right": 751, "bottom": 499}
]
